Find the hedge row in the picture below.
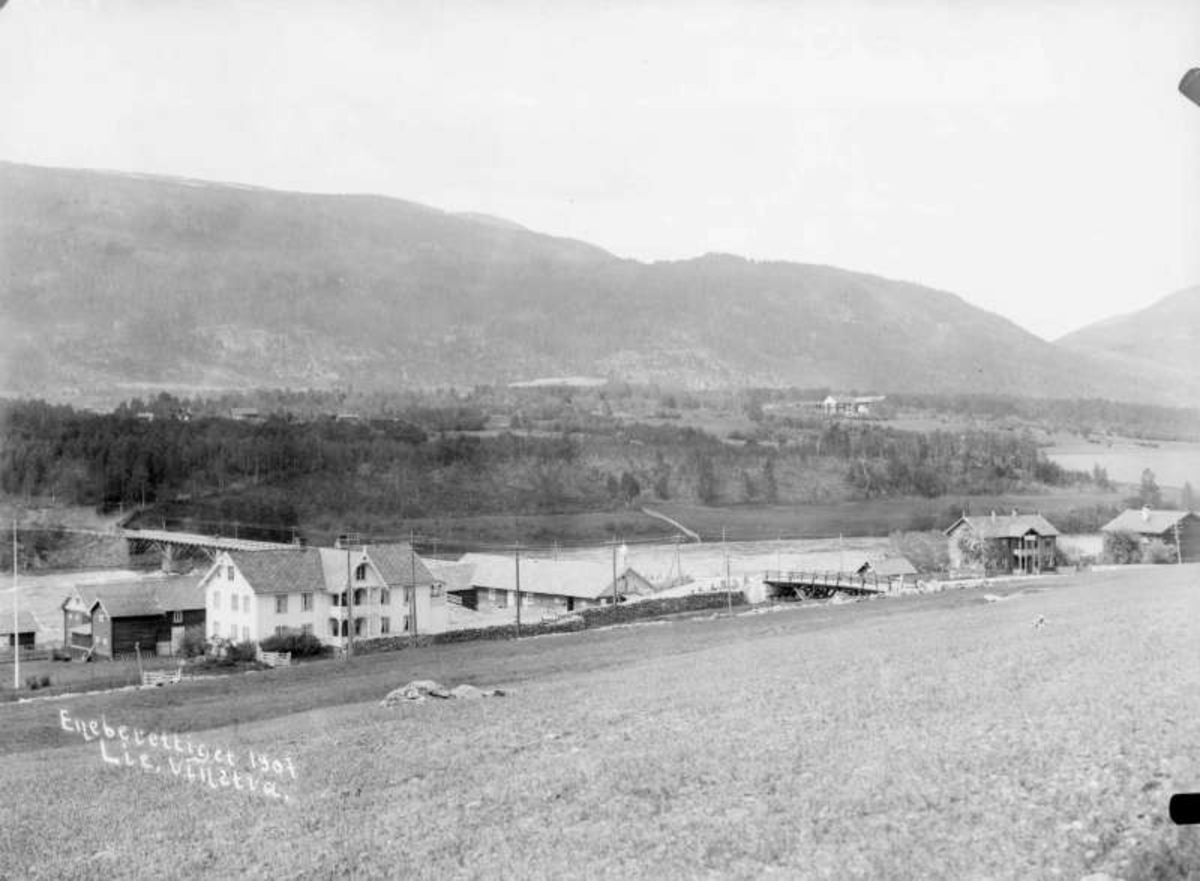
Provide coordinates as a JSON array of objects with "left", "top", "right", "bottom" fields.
[{"left": 352, "top": 591, "right": 748, "bottom": 656}]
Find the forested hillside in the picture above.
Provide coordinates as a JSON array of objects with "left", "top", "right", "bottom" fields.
[{"left": 1, "top": 396, "right": 1102, "bottom": 543}]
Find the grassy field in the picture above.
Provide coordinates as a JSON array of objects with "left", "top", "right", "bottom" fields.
[
  {"left": 652, "top": 492, "right": 1124, "bottom": 541},
  {"left": 3, "top": 566, "right": 1200, "bottom": 878}
]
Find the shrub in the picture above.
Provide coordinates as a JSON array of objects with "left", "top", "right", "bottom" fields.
[
  {"left": 227, "top": 640, "right": 259, "bottom": 663},
  {"left": 25, "top": 674, "right": 50, "bottom": 690},
  {"left": 1103, "top": 530, "right": 1142, "bottom": 565},
  {"left": 178, "top": 627, "right": 207, "bottom": 658},
  {"left": 1142, "top": 539, "right": 1176, "bottom": 565},
  {"left": 259, "top": 632, "right": 328, "bottom": 658}
]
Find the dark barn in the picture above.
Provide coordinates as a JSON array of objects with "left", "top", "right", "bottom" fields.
[{"left": 87, "top": 577, "right": 206, "bottom": 659}]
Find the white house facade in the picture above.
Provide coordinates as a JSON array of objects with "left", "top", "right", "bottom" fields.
[{"left": 201, "top": 543, "right": 447, "bottom": 649}]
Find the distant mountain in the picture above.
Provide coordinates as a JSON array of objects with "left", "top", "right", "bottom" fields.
[
  {"left": 1057, "top": 286, "right": 1200, "bottom": 385},
  {"left": 0, "top": 161, "right": 1179, "bottom": 405}
]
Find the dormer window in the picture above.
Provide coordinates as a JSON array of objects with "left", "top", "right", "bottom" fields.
[{"left": 354, "top": 562, "right": 369, "bottom": 582}]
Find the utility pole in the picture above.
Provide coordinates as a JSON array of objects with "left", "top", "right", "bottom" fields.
[
  {"left": 724, "top": 526, "right": 732, "bottom": 615},
  {"left": 12, "top": 519, "right": 19, "bottom": 691},
  {"left": 1175, "top": 519, "right": 1183, "bottom": 565},
  {"left": 409, "top": 529, "right": 418, "bottom": 637},
  {"left": 514, "top": 542, "right": 522, "bottom": 638},
  {"left": 345, "top": 543, "right": 353, "bottom": 658},
  {"left": 611, "top": 536, "right": 619, "bottom": 607}
]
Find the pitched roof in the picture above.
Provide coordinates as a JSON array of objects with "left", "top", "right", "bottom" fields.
[
  {"left": 1101, "top": 509, "right": 1197, "bottom": 535},
  {"left": 0, "top": 610, "right": 41, "bottom": 635},
  {"left": 363, "top": 543, "right": 435, "bottom": 587},
  {"left": 91, "top": 576, "right": 205, "bottom": 617},
  {"left": 944, "top": 514, "right": 1059, "bottom": 539},
  {"left": 226, "top": 549, "right": 327, "bottom": 595},
  {"left": 224, "top": 544, "right": 435, "bottom": 594},
  {"left": 855, "top": 556, "right": 918, "bottom": 577},
  {"left": 424, "top": 559, "right": 476, "bottom": 595},
  {"left": 459, "top": 553, "right": 627, "bottom": 601}
]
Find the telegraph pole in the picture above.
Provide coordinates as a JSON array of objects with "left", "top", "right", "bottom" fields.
[
  {"left": 611, "top": 536, "right": 619, "bottom": 607},
  {"left": 724, "top": 526, "right": 732, "bottom": 615},
  {"left": 345, "top": 543, "right": 353, "bottom": 658},
  {"left": 514, "top": 542, "right": 522, "bottom": 638},
  {"left": 409, "top": 529, "right": 418, "bottom": 637},
  {"left": 12, "top": 519, "right": 19, "bottom": 690}
]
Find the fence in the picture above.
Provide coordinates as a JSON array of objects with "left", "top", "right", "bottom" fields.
[
  {"left": 256, "top": 648, "right": 292, "bottom": 668},
  {"left": 141, "top": 667, "right": 184, "bottom": 687}
]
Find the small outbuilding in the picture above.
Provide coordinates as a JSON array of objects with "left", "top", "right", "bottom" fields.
[
  {"left": 854, "top": 556, "right": 919, "bottom": 589},
  {"left": 1100, "top": 507, "right": 1200, "bottom": 563},
  {"left": 0, "top": 610, "right": 42, "bottom": 651},
  {"left": 452, "top": 554, "right": 655, "bottom": 615}
]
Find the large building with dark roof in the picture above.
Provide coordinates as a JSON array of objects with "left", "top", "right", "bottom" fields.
[
  {"left": 1101, "top": 508, "right": 1200, "bottom": 562},
  {"left": 84, "top": 575, "right": 206, "bottom": 659},
  {"left": 944, "top": 512, "right": 1060, "bottom": 575}
]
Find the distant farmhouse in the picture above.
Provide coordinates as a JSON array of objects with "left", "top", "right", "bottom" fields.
[
  {"left": 199, "top": 542, "right": 447, "bottom": 648},
  {"left": 70, "top": 576, "right": 206, "bottom": 659},
  {"left": 945, "top": 512, "right": 1059, "bottom": 576},
  {"left": 822, "top": 395, "right": 885, "bottom": 418},
  {"left": 450, "top": 554, "right": 654, "bottom": 615},
  {"left": 1101, "top": 508, "right": 1200, "bottom": 563}
]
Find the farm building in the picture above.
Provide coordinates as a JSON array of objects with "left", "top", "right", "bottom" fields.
[
  {"left": 854, "top": 556, "right": 919, "bottom": 589},
  {"left": 451, "top": 554, "right": 655, "bottom": 615},
  {"left": 944, "top": 512, "right": 1059, "bottom": 576},
  {"left": 821, "top": 395, "right": 885, "bottom": 418},
  {"left": 0, "top": 610, "right": 42, "bottom": 650},
  {"left": 86, "top": 576, "right": 206, "bottom": 659},
  {"left": 200, "top": 542, "right": 447, "bottom": 648},
  {"left": 1100, "top": 508, "right": 1200, "bottom": 562}
]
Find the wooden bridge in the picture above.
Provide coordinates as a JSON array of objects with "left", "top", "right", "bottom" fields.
[
  {"left": 122, "top": 528, "right": 296, "bottom": 569},
  {"left": 762, "top": 569, "right": 897, "bottom": 600}
]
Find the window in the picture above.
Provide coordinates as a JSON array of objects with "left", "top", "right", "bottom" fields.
[
  {"left": 381, "top": 616, "right": 391, "bottom": 635},
  {"left": 301, "top": 593, "right": 313, "bottom": 612},
  {"left": 212, "top": 621, "right": 220, "bottom": 638},
  {"left": 228, "top": 623, "right": 237, "bottom": 639},
  {"left": 226, "top": 565, "right": 234, "bottom": 581},
  {"left": 495, "top": 590, "right": 508, "bottom": 609},
  {"left": 402, "top": 615, "right": 410, "bottom": 633},
  {"left": 230, "top": 595, "right": 238, "bottom": 613},
  {"left": 301, "top": 623, "right": 313, "bottom": 636},
  {"left": 212, "top": 591, "right": 220, "bottom": 610},
  {"left": 380, "top": 588, "right": 391, "bottom": 606},
  {"left": 96, "top": 612, "right": 107, "bottom": 624},
  {"left": 275, "top": 626, "right": 286, "bottom": 637},
  {"left": 172, "top": 610, "right": 183, "bottom": 625},
  {"left": 354, "top": 617, "right": 366, "bottom": 636},
  {"left": 275, "top": 595, "right": 289, "bottom": 614},
  {"left": 432, "top": 582, "right": 444, "bottom": 597},
  {"left": 329, "top": 618, "right": 338, "bottom": 637},
  {"left": 353, "top": 588, "right": 367, "bottom": 606},
  {"left": 242, "top": 626, "right": 249, "bottom": 642},
  {"left": 355, "top": 562, "right": 368, "bottom": 582}
]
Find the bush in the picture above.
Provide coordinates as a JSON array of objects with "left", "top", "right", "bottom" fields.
[
  {"left": 179, "top": 627, "right": 207, "bottom": 658},
  {"left": 1142, "top": 539, "right": 1176, "bottom": 565},
  {"left": 25, "top": 674, "right": 50, "bottom": 690},
  {"left": 259, "top": 632, "right": 328, "bottom": 658},
  {"left": 1103, "top": 530, "right": 1142, "bottom": 565},
  {"left": 227, "top": 640, "right": 259, "bottom": 663}
]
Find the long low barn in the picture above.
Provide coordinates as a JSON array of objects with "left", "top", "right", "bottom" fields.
[
  {"left": 448, "top": 554, "right": 654, "bottom": 615},
  {"left": 84, "top": 576, "right": 206, "bottom": 659}
]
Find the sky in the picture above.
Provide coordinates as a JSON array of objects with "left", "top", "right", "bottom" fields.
[{"left": 0, "top": 0, "right": 1197, "bottom": 340}]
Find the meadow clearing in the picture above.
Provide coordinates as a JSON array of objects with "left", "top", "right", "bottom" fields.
[{"left": 3, "top": 566, "right": 1200, "bottom": 879}]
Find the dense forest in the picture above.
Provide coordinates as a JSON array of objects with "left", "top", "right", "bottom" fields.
[{"left": 0, "top": 393, "right": 1103, "bottom": 542}]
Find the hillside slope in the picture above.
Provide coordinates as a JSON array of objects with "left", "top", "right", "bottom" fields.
[
  {"left": 1057, "top": 285, "right": 1200, "bottom": 382},
  {"left": 0, "top": 161, "right": 1166, "bottom": 403}
]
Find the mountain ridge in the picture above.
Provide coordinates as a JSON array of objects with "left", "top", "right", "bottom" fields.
[{"left": 0, "top": 160, "right": 1190, "bottom": 406}]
